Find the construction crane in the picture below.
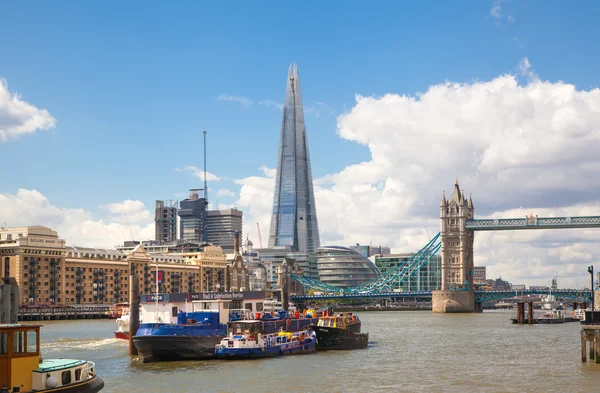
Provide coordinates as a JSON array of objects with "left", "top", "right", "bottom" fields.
[{"left": 257, "top": 222, "right": 263, "bottom": 248}]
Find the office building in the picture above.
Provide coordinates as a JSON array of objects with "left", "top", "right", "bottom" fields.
[
  {"left": 473, "top": 266, "right": 486, "bottom": 284},
  {"left": 206, "top": 208, "right": 243, "bottom": 253},
  {"left": 317, "top": 246, "right": 381, "bottom": 288},
  {"left": 155, "top": 200, "right": 177, "bottom": 244},
  {"left": 349, "top": 244, "right": 391, "bottom": 258},
  {"left": 178, "top": 190, "right": 208, "bottom": 243},
  {"left": 268, "top": 63, "right": 320, "bottom": 254}
]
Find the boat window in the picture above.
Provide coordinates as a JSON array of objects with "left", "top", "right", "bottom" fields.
[
  {"left": 13, "top": 331, "right": 24, "bottom": 354},
  {"left": 256, "top": 302, "right": 263, "bottom": 312},
  {"left": 75, "top": 368, "right": 82, "bottom": 381},
  {"left": 0, "top": 333, "right": 7, "bottom": 355},
  {"left": 26, "top": 330, "right": 37, "bottom": 353},
  {"left": 172, "top": 307, "right": 178, "bottom": 317},
  {"left": 245, "top": 303, "right": 252, "bottom": 311},
  {"left": 62, "top": 370, "right": 71, "bottom": 385}
]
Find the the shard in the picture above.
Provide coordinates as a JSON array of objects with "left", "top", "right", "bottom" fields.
[{"left": 268, "top": 63, "right": 320, "bottom": 253}]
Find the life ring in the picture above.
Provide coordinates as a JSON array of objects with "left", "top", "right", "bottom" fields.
[
  {"left": 248, "top": 334, "right": 255, "bottom": 341},
  {"left": 286, "top": 318, "right": 291, "bottom": 327}
]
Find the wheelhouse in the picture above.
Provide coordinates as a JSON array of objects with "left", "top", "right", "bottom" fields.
[
  {"left": 0, "top": 324, "right": 97, "bottom": 392},
  {"left": 1, "top": 324, "right": 41, "bottom": 392},
  {"left": 316, "top": 317, "right": 347, "bottom": 329}
]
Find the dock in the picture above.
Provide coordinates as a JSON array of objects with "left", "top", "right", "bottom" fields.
[
  {"left": 18, "top": 305, "right": 112, "bottom": 321},
  {"left": 581, "top": 311, "right": 600, "bottom": 363}
]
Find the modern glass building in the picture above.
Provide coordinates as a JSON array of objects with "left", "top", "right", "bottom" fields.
[
  {"left": 317, "top": 246, "right": 381, "bottom": 288},
  {"left": 268, "top": 63, "right": 320, "bottom": 255},
  {"left": 374, "top": 254, "right": 442, "bottom": 292},
  {"left": 178, "top": 190, "right": 208, "bottom": 243}
]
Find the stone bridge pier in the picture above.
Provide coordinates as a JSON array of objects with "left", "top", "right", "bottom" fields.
[{"left": 432, "top": 180, "right": 478, "bottom": 313}]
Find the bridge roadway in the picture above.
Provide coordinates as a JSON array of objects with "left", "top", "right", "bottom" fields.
[
  {"left": 465, "top": 216, "right": 600, "bottom": 231},
  {"left": 292, "top": 288, "right": 592, "bottom": 303}
]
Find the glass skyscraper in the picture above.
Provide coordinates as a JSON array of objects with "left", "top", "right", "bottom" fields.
[{"left": 268, "top": 63, "right": 320, "bottom": 254}]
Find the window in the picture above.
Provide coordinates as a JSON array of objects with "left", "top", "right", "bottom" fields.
[
  {"left": 62, "top": 370, "right": 71, "bottom": 385},
  {"left": 13, "top": 331, "right": 24, "bottom": 353},
  {"left": 75, "top": 368, "right": 82, "bottom": 381},
  {"left": 0, "top": 333, "right": 7, "bottom": 355},
  {"left": 26, "top": 330, "right": 37, "bottom": 353}
]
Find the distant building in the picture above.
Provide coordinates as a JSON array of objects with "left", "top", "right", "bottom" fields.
[
  {"left": 374, "top": 254, "right": 441, "bottom": 292},
  {"left": 268, "top": 63, "right": 320, "bottom": 254},
  {"left": 317, "top": 246, "right": 381, "bottom": 288},
  {"left": 349, "top": 244, "right": 391, "bottom": 258},
  {"left": 512, "top": 284, "right": 526, "bottom": 290},
  {"left": 155, "top": 200, "right": 177, "bottom": 244},
  {"left": 206, "top": 209, "right": 243, "bottom": 253},
  {"left": 226, "top": 232, "right": 249, "bottom": 292},
  {"left": 488, "top": 277, "right": 511, "bottom": 290},
  {"left": 256, "top": 247, "right": 311, "bottom": 284},
  {"left": 473, "top": 266, "right": 487, "bottom": 283},
  {"left": 178, "top": 190, "right": 208, "bottom": 243}
]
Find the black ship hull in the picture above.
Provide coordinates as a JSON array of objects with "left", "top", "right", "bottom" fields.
[
  {"left": 312, "top": 321, "right": 368, "bottom": 350},
  {"left": 133, "top": 335, "right": 222, "bottom": 363}
]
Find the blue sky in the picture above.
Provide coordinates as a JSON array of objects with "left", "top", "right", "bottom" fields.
[
  {"left": 2, "top": 1, "right": 600, "bottom": 285},
  {"left": 2, "top": 1, "right": 599, "bottom": 211}
]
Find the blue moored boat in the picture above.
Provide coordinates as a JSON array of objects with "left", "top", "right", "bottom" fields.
[{"left": 215, "top": 320, "right": 316, "bottom": 360}]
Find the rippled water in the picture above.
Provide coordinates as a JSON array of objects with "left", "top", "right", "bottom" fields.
[{"left": 31, "top": 311, "right": 600, "bottom": 393}]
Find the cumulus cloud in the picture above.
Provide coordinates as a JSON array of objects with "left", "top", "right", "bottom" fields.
[
  {"left": 0, "top": 189, "right": 154, "bottom": 248},
  {"left": 236, "top": 69, "right": 600, "bottom": 286},
  {"left": 0, "top": 78, "right": 56, "bottom": 142},
  {"left": 100, "top": 199, "right": 152, "bottom": 223},
  {"left": 175, "top": 166, "right": 221, "bottom": 181}
]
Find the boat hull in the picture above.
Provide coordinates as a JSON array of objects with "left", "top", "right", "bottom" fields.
[
  {"left": 114, "top": 331, "right": 128, "bottom": 340},
  {"left": 133, "top": 335, "right": 222, "bottom": 363},
  {"left": 537, "top": 318, "right": 565, "bottom": 324},
  {"left": 312, "top": 325, "right": 368, "bottom": 350},
  {"left": 36, "top": 376, "right": 104, "bottom": 393},
  {"left": 216, "top": 341, "right": 315, "bottom": 360}
]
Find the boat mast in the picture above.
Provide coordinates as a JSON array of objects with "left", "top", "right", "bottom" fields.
[{"left": 155, "top": 257, "right": 159, "bottom": 322}]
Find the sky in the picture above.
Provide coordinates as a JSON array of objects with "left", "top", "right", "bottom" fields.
[{"left": 1, "top": 1, "right": 600, "bottom": 287}]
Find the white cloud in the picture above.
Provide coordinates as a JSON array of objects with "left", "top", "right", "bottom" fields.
[
  {"left": 489, "top": 0, "right": 514, "bottom": 23},
  {"left": 236, "top": 68, "right": 600, "bottom": 287},
  {"left": 175, "top": 166, "right": 221, "bottom": 181},
  {"left": 218, "top": 93, "right": 254, "bottom": 107},
  {"left": 0, "top": 189, "right": 154, "bottom": 248},
  {"left": 518, "top": 57, "right": 539, "bottom": 83},
  {"left": 259, "top": 99, "right": 284, "bottom": 110},
  {"left": 100, "top": 199, "right": 152, "bottom": 223},
  {"left": 217, "top": 189, "right": 236, "bottom": 197},
  {"left": 0, "top": 78, "right": 56, "bottom": 142}
]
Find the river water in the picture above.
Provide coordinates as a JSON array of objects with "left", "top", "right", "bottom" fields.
[{"left": 33, "top": 311, "right": 600, "bottom": 393}]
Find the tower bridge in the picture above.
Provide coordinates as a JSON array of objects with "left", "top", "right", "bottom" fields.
[{"left": 291, "top": 178, "right": 600, "bottom": 313}]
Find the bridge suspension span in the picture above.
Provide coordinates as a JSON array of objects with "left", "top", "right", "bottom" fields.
[{"left": 291, "top": 233, "right": 441, "bottom": 294}]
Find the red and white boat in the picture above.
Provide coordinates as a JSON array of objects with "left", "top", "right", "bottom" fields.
[{"left": 114, "top": 306, "right": 130, "bottom": 340}]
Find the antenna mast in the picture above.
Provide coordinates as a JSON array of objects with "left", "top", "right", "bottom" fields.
[{"left": 203, "top": 130, "right": 208, "bottom": 203}]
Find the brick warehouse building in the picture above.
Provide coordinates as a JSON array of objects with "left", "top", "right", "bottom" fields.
[{"left": 0, "top": 226, "right": 232, "bottom": 306}]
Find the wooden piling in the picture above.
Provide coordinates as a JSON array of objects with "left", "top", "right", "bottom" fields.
[
  {"left": 128, "top": 270, "right": 139, "bottom": 356},
  {"left": 527, "top": 301, "right": 534, "bottom": 325},
  {"left": 517, "top": 302, "right": 524, "bottom": 324},
  {"left": 582, "top": 329, "right": 587, "bottom": 362}
]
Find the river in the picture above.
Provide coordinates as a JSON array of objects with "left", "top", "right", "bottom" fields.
[{"left": 33, "top": 310, "right": 600, "bottom": 393}]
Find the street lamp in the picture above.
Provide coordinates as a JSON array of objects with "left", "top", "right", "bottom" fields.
[{"left": 588, "top": 265, "right": 595, "bottom": 311}]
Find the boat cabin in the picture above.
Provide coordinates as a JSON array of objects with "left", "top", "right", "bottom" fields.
[
  {"left": 317, "top": 315, "right": 359, "bottom": 329},
  {"left": 0, "top": 324, "right": 97, "bottom": 392},
  {"left": 227, "top": 321, "right": 263, "bottom": 336}
]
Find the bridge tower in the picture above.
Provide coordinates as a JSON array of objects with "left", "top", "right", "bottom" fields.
[{"left": 432, "top": 179, "right": 477, "bottom": 312}]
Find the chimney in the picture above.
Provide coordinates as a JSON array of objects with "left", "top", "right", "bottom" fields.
[{"left": 234, "top": 231, "right": 240, "bottom": 254}]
